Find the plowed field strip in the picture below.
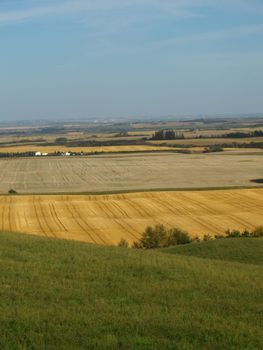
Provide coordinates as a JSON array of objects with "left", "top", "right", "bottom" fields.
[
  {"left": 38, "top": 198, "right": 56, "bottom": 238},
  {"left": 1, "top": 197, "right": 6, "bottom": 231},
  {"left": 125, "top": 199, "right": 153, "bottom": 218},
  {"left": 108, "top": 202, "right": 142, "bottom": 240},
  {"left": 114, "top": 220, "right": 140, "bottom": 241},
  {"left": 49, "top": 203, "right": 68, "bottom": 232},
  {"left": 71, "top": 203, "right": 108, "bottom": 245},
  {"left": 68, "top": 201, "right": 103, "bottom": 244},
  {"left": 177, "top": 194, "right": 219, "bottom": 216},
  {"left": 1, "top": 188, "right": 262, "bottom": 245},
  {"left": 63, "top": 201, "right": 95, "bottom": 243},
  {"left": 33, "top": 197, "right": 47, "bottom": 237},
  {"left": 8, "top": 197, "right": 15, "bottom": 232},
  {"left": 111, "top": 202, "right": 130, "bottom": 218},
  {"left": 152, "top": 196, "right": 178, "bottom": 216}
]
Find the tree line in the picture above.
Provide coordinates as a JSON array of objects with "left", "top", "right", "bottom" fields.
[
  {"left": 151, "top": 130, "right": 185, "bottom": 140},
  {"left": 118, "top": 224, "right": 263, "bottom": 249}
]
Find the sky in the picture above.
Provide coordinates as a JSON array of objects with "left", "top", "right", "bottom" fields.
[{"left": 0, "top": 0, "right": 263, "bottom": 121}]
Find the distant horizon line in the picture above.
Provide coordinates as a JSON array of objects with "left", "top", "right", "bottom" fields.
[{"left": 0, "top": 112, "right": 263, "bottom": 124}]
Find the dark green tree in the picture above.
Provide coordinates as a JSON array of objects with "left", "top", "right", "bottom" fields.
[{"left": 133, "top": 224, "right": 168, "bottom": 249}]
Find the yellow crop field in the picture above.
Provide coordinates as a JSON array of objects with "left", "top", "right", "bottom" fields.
[
  {"left": 1, "top": 189, "right": 262, "bottom": 245},
  {"left": 149, "top": 136, "right": 263, "bottom": 147},
  {"left": 0, "top": 144, "right": 172, "bottom": 154}
]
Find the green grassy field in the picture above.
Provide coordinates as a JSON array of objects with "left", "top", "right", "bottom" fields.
[
  {"left": 0, "top": 233, "right": 262, "bottom": 349},
  {"left": 161, "top": 238, "right": 263, "bottom": 265}
]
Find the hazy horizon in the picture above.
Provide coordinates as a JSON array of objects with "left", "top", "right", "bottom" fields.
[{"left": 1, "top": 0, "right": 263, "bottom": 121}]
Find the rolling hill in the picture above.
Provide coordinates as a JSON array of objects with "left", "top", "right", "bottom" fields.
[
  {"left": 161, "top": 237, "right": 263, "bottom": 265},
  {"left": 0, "top": 232, "right": 262, "bottom": 349}
]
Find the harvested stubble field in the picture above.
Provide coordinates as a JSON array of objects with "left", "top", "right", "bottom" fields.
[
  {"left": 1, "top": 188, "right": 262, "bottom": 245},
  {"left": 0, "top": 144, "right": 172, "bottom": 154},
  {"left": 0, "top": 152, "right": 262, "bottom": 194},
  {"left": 149, "top": 136, "right": 263, "bottom": 146}
]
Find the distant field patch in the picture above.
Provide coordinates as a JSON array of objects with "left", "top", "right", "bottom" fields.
[
  {"left": 149, "top": 136, "right": 263, "bottom": 146},
  {"left": 1, "top": 189, "right": 262, "bottom": 245},
  {"left": 0, "top": 144, "right": 172, "bottom": 154},
  {"left": 0, "top": 152, "right": 262, "bottom": 194}
]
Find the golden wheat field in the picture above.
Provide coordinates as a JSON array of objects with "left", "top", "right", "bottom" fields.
[
  {"left": 2, "top": 189, "right": 262, "bottom": 245},
  {"left": 0, "top": 144, "right": 172, "bottom": 154}
]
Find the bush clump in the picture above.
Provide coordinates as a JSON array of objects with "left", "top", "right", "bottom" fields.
[
  {"left": 225, "top": 229, "right": 243, "bottom": 238},
  {"left": 203, "top": 234, "right": 213, "bottom": 241},
  {"left": 167, "top": 228, "right": 191, "bottom": 246},
  {"left": 204, "top": 145, "right": 224, "bottom": 153},
  {"left": 225, "top": 227, "right": 263, "bottom": 238},
  {"left": 133, "top": 224, "right": 191, "bottom": 249},
  {"left": 132, "top": 225, "right": 263, "bottom": 250},
  {"left": 133, "top": 224, "right": 168, "bottom": 249},
  {"left": 118, "top": 239, "right": 129, "bottom": 248},
  {"left": 251, "top": 226, "right": 263, "bottom": 237}
]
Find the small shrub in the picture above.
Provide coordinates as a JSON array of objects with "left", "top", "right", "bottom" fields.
[
  {"left": 118, "top": 239, "right": 129, "bottom": 248},
  {"left": 203, "top": 234, "right": 213, "bottom": 241},
  {"left": 8, "top": 189, "right": 17, "bottom": 195},
  {"left": 167, "top": 228, "right": 191, "bottom": 245},
  {"left": 252, "top": 226, "right": 263, "bottom": 237},
  {"left": 204, "top": 145, "right": 224, "bottom": 153},
  {"left": 226, "top": 229, "right": 242, "bottom": 238},
  {"left": 215, "top": 234, "right": 224, "bottom": 239},
  {"left": 132, "top": 241, "right": 143, "bottom": 249},
  {"left": 241, "top": 229, "right": 251, "bottom": 237},
  {"left": 192, "top": 236, "right": 201, "bottom": 243}
]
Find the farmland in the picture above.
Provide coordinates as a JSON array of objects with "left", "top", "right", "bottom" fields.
[
  {"left": 0, "top": 144, "right": 173, "bottom": 154},
  {"left": 0, "top": 120, "right": 262, "bottom": 349},
  {"left": 1, "top": 188, "right": 262, "bottom": 245},
  {"left": 0, "top": 119, "right": 262, "bottom": 246},
  {"left": 2, "top": 2, "right": 263, "bottom": 346},
  {"left": 149, "top": 136, "right": 263, "bottom": 147},
  {"left": 0, "top": 117, "right": 263, "bottom": 156},
  {"left": 0, "top": 151, "right": 262, "bottom": 194}
]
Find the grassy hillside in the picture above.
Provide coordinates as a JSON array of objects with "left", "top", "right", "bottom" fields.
[
  {"left": 0, "top": 232, "right": 262, "bottom": 349},
  {"left": 161, "top": 238, "right": 263, "bottom": 265}
]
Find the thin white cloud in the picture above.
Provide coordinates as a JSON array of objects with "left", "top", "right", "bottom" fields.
[
  {"left": 0, "top": 1, "right": 138, "bottom": 24},
  {"left": 0, "top": 1, "right": 106, "bottom": 24},
  {"left": 152, "top": 23, "right": 263, "bottom": 47},
  {"left": 0, "top": 0, "right": 263, "bottom": 25}
]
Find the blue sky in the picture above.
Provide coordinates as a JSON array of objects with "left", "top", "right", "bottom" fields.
[{"left": 0, "top": 0, "right": 263, "bottom": 120}]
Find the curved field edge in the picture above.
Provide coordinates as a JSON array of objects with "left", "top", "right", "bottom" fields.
[
  {"left": 0, "top": 188, "right": 262, "bottom": 245},
  {"left": 2, "top": 184, "right": 263, "bottom": 196},
  {"left": 0, "top": 232, "right": 262, "bottom": 350},
  {"left": 160, "top": 237, "right": 263, "bottom": 266}
]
